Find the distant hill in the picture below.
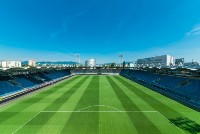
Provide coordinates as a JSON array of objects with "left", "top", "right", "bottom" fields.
[
  {"left": 37, "top": 61, "right": 77, "bottom": 65},
  {"left": 21, "top": 61, "right": 77, "bottom": 65}
]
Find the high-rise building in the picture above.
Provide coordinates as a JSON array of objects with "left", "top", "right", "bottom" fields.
[
  {"left": 0, "top": 61, "right": 21, "bottom": 68},
  {"left": 137, "top": 55, "right": 175, "bottom": 67},
  {"left": 28, "top": 60, "right": 36, "bottom": 67},
  {"left": 85, "top": 59, "right": 96, "bottom": 67}
]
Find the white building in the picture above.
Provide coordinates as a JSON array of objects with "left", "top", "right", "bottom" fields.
[
  {"left": 0, "top": 61, "right": 22, "bottom": 68},
  {"left": 28, "top": 60, "right": 36, "bottom": 67},
  {"left": 175, "top": 58, "right": 184, "bottom": 66},
  {"left": 137, "top": 55, "right": 175, "bottom": 67},
  {"left": 85, "top": 59, "right": 96, "bottom": 67},
  {"left": 128, "top": 62, "right": 136, "bottom": 68}
]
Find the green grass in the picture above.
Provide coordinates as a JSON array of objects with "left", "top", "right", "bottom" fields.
[{"left": 0, "top": 75, "right": 200, "bottom": 134}]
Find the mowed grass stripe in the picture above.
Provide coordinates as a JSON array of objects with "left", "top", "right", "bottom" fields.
[
  {"left": 74, "top": 76, "right": 99, "bottom": 111},
  {"left": 115, "top": 76, "right": 184, "bottom": 117},
  {"left": 61, "top": 76, "right": 99, "bottom": 134},
  {"left": 111, "top": 76, "right": 183, "bottom": 134},
  {"left": 3, "top": 76, "right": 81, "bottom": 112},
  {"left": 44, "top": 76, "right": 89, "bottom": 111},
  {"left": 116, "top": 76, "right": 200, "bottom": 134},
  {"left": 36, "top": 76, "right": 93, "bottom": 134},
  {"left": 106, "top": 76, "right": 160, "bottom": 134},
  {"left": 25, "top": 76, "right": 89, "bottom": 124},
  {"left": 14, "top": 76, "right": 89, "bottom": 134},
  {"left": 99, "top": 76, "right": 137, "bottom": 133},
  {"left": 40, "top": 76, "right": 81, "bottom": 95},
  {"left": 0, "top": 76, "right": 80, "bottom": 125},
  {"left": 0, "top": 76, "right": 82, "bottom": 133}
]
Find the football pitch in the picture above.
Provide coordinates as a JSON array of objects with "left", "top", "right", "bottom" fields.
[{"left": 0, "top": 75, "right": 200, "bottom": 134}]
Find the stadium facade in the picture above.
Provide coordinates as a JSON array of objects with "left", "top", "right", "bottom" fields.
[{"left": 137, "top": 55, "right": 175, "bottom": 67}]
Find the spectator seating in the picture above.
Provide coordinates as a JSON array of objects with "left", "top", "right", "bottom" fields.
[
  {"left": 120, "top": 69, "right": 200, "bottom": 110},
  {"left": 0, "top": 69, "right": 71, "bottom": 97}
]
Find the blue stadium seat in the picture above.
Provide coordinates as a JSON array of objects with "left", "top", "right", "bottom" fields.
[
  {"left": 120, "top": 69, "right": 200, "bottom": 104},
  {"left": 0, "top": 69, "right": 71, "bottom": 97},
  {"left": 0, "top": 81, "right": 22, "bottom": 96}
]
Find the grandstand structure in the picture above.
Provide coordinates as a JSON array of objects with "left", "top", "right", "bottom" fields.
[
  {"left": 0, "top": 67, "right": 200, "bottom": 133},
  {"left": 120, "top": 69, "right": 200, "bottom": 111},
  {"left": 0, "top": 67, "right": 200, "bottom": 111},
  {"left": 0, "top": 68, "right": 120, "bottom": 102},
  {"left": 0, "top": 68, "right": 72, "bottom": 103}
]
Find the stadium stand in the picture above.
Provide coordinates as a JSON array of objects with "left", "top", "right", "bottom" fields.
[
  {"left": 71, "top": 69, "right": 120, "bottom": 75},
  {"left": 0, "top": 69, "right": 72, "bottom": 103},
  {"left": 15, "top": 77, "right": 36, "bottom": 88},
  {"left": 36, "top": 72, "right": 52, "bottom": 82},
  {"left": 120, "top": 69, "right": 200, "bottom": 111},
  {"left": 0, "top": 81, "right": 22, "bottom": 96}
]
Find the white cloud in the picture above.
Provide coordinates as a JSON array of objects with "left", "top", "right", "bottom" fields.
[{"left": 185, "top": 24, "right": 200, "bottom": 37}]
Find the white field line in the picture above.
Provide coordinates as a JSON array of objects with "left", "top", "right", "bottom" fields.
[
  {"left": 156, "top": 111, "right": 185, "bottom": 134},
  {"left": 11, "top": 110, "right": 185, "bottom": 134},
  {"left": 41, "top": 110, "right": 158, "bottom": 113},
  {"left": 41, "top": 110, "right": 185, "bottom": 133},
  {"left": 12, "top": 112, "right": 41, "bottom": 134},
  {"left": 77, "top": 105, "right": 121, "bottom": 112}
]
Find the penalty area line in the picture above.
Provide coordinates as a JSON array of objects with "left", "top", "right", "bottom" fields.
[
  {"left": 41, "top": 110, "right": 158, "bottom": 113},
  {"left": 12, "top": 112, "right": 41, "bottom": 134}
]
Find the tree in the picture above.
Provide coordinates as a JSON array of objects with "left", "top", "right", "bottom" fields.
[{"left": 110, "top": 63, "right": 116, "bottom": 67}]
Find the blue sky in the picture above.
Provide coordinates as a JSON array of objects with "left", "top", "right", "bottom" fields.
[{"left": 0, "top": 0, "right": 200, "bottom": 63}]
